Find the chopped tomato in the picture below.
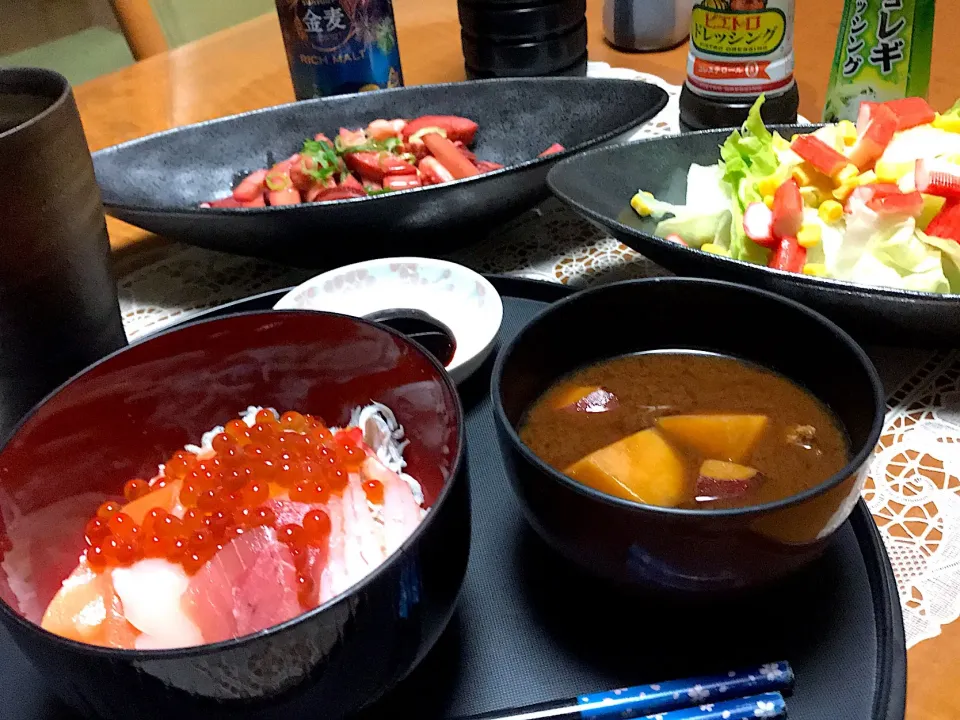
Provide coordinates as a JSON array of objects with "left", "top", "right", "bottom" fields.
[
  {"left": 474, "top": 160, "right": 504, "bottom": 173},
  {"left": 339, "top": 173, "right": 365, "bottom": 192},
  {"left": 768, "top": 236, "right": 806, "bottom": 273},
  {"left": 882, "top": 97, "right": 936, "bottom": 131},
  {"left": 310, "top": 187, "right": 368, "bottom": 202},
  {"left": 383, "top": 174, "right": 422, "bottom": 191},
  {"left": 789, "top": 135, "right": 848, "bottom": 177},
  {"left": 337, "top": 127, "right": 367, "bottom": 148},
  {"left": 202, "top": 195, "right": 264, "bottom": 209},
  {"left": 267, "top": 188, "right": 301, "bottom": 206},
  {"left": 454, "top": 140, "right": 477, "bottom": 163},
  {"left": 343, "top": 151, "right": 416, "bottom": 182},
  {"left": 419, "top": 156, "right": 455, "bottom": 185},
  {"left": 366, "top": 119, "right": 406, "bottom": 141},
  {"left": 402, "top": 115, "right": 478, "bottom": 144},
  {"left": 850, "top": 102, "right": 898, "bottom": 170},
  {"left": 538, "top": 143, "right": 566, "bottom": 157},
  {"left": 202, "top": 197, "right": 243, "bottom": 208},
  {"left": 233, "top": 169, "right": 268, "bottom": 201}
]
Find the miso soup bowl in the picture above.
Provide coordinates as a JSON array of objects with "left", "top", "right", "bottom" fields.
[
  {"left": 0, "top": 311, "right": 469, "bottom": 720},
  {"left": 492, "top": 278, "right": 884, "bottom": 592}
]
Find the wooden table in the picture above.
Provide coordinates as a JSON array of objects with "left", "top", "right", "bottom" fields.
[{"left": 73, "top": 2, "right": 960, "bottom": 717}]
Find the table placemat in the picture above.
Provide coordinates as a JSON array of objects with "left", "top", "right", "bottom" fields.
[{"left": 110, "top": 65, "right": 955, "bottom": 651}]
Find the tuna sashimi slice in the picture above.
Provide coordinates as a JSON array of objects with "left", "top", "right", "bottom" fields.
[
  {"left": 233, "top": 536, "right": 301, "bottom": 637},
  {"left": 182, "top": 526, "right": 301, "bottom": 643}
]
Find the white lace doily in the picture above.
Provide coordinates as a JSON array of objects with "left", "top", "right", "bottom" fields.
[{"left": 115, "top": 66, "right": 944, "bottom": 650}]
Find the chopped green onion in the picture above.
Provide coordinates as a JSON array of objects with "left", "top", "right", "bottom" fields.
[{"left": 265, "top": 173, "right": 291, "bottom": 191}]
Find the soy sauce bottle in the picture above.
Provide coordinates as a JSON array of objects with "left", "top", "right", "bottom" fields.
[{"left": 679, "top": 0, "right": 799, "bottom": 131}]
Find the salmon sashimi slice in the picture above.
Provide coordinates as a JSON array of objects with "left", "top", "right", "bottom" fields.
[
  {"left": 40, "top": 563, "right": 139, "bottom": 648},
  {"left": 181, "top": 526, "right": 301, "bottom": 644},
  {"left": 112, "top": 559, "right": 203, "bottom": 649},
  {"left": 122, "top": 480, "right": 183, "bottom": 524}
]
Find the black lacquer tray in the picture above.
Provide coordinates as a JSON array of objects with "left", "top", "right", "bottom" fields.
[{"left": 0, "top": 277, "right": 906, "bottom": 720}]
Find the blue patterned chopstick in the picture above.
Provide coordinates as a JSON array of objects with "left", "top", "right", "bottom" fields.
[
  {"left": 452, "top": 662, "right": 793, "bottom": 719},
  {"left": 641, "top": 693, "right": 786, "bottom": 720}
]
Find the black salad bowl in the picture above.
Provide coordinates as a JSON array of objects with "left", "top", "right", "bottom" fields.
[
  {"left": 492, "top": 278, "right": 885, "bottom": 592},
  {"left": 0, "top": 311, "right": 469, "bottom": 720},
  {"left": 92, "top": 78, "right": 667, "bottom": 266},
  {"left": 546, "top": 126, "right": 960, "bottom": 346}
]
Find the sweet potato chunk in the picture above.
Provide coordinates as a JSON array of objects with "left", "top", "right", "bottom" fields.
[
  {"left": 564, "top": 429, "right": 686, "bottom": 507},
  {"left": 656, "top": 414, "right": 768, "bottom": 463},
  {"left": 696, "top": 460, "right": 763, "bottom": 501},
  {"left": 552, "top": 385, "right": 620, "bottom": 414}
]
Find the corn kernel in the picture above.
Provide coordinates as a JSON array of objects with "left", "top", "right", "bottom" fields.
[
  {"left": 631, "top": 192, "right": 653, "bottom": 217},
  {"left": 800, "top": 186, "right": 822, "bottom": 208},
  {"left": 792, "top": 165, "right": 813, "bottom": 187},
  {"left": 856, "top": 170, "right": 877, "bottom": 187},
  {"left": 757, "top": 176, "right": 779, "bottom": 197},
  {"left": 802, "top": 263, "right": 828, "bottom": 277},
  {"left": 701, "top": 243, "right": 730, "bottom": 257},
  {"left": 797, "top": 224, "right": 822, "bottom": 248},
  {"left": 933, "top": 113, "right": 960, "bottom": 133},
  {"left": 763, "top": 195, "right": 775, "bottom": 208},
  {"left": 832, "top": 181, "right": 857, "bottom": 202},
  {"left": 819, "top": 200, "right": 844, "bottom": 223},
  {"left": 874, "top": 160, "right": 915, "bottom": 184},
  {"left": 834, "top": 163, "right": 860, "bottom": 184},
  {"left": 837, "top": 120, "right": 858, "bottom": 146}
]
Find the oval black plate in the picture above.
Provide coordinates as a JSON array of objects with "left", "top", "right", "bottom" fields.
[
  {"left": 92, "top": 78, "right": 667, "bottom": 267},
  {"left": 546, "top": 126, "right": 960, "bottom": 346},
  {"left": 0, "top": 277, "right": 905, "bottom": 720}
]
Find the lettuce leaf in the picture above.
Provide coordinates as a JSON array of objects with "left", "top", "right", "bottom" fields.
[
  {"left": 919, "top": 231, "right": 960, "bottom": 292},
  {"left": 833, "top": 199, "right": 950, "bottom": 293},
  {"left": 718, "top": 97, "right": 782, "bottom": 264}
]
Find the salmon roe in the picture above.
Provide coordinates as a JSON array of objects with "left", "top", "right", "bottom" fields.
[{"left": 81, "top": 410, "right": 365, "bottom": 605}]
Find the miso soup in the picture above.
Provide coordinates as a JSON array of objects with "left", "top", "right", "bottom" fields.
[{"left": 519, "top": 352, "right": 849, "bottom": 510}]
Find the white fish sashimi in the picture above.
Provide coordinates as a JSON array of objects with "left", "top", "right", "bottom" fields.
[
  {"left": 319, "top": 494, "right": 349, "bottom": 603},
  {"left": 112, "top": 559, "right": 203, "bottom": 649},
  {"left": 362, "top": 457, "right": 425, "bottom": 555},
  {"left": 341, "top": 474, "right": 388, "bottom": 582}
]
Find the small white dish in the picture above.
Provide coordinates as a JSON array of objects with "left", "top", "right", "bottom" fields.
[{"left": 274, "top": 258, "right": 504, "bottom": 384}]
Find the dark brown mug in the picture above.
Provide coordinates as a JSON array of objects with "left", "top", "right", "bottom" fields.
[{"left": 0, "top": 68, "right": 126, "bottom": 438}]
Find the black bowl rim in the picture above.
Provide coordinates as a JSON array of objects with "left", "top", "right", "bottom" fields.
[
  {"left": 546, "top": 123, "right": 960, "bottom": 303},
  {"left": 491, "top": 276, "right": 886, "bottom": 519},
  {"left": 0, "top": 309, "right": 467, "bottom": 659},
  {"left": 92, "top": 77, "right": 668, "bottom": 216}
]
